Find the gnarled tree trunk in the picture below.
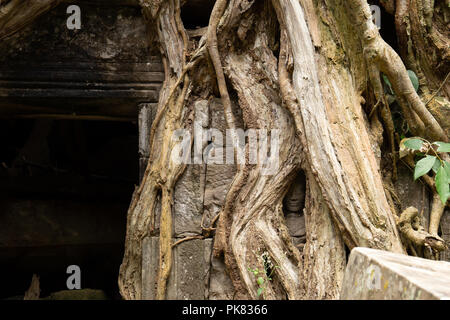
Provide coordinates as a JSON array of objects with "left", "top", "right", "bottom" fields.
[
  {"left": 2, "top": 0, "right": 448, "bottom": 300},
  {"left": 117, "top": 0, "right": 449, "bottom": 300}
]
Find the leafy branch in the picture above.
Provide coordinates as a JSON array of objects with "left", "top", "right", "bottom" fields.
[
  {"left": 400, "top": 137, "right": 450, "bottom": 204},
  {"left": 248, "top": 252, "right": 280, "bottom": 298}
]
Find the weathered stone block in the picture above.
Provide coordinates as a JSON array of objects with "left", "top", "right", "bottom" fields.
[
  {"left": 172, "top": 100, "right": 209, "bottom": 237},
  {"left": 138, "top": 103, "right": 157, "bottom": 158},
  {"left": 202, "top": 98, "right": 236, "bottom": 227},
  {"left": 209, "top": 256, "right": 234, "bottom": 300},
  {"left": 173, "top": 164, "right": 204, "bottom": 236},
  {"left": 142, "top": 237, "right": 159, "bottom": 300},
  {"left": 142, "top": 237, "right": 212, "bottom": 300},
  {"left": 341, "top": 247, "right": 450, "bottom": 300}
]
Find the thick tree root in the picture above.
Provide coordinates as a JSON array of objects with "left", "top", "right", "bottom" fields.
[
  {"left": 273, "top": 0, "right": 405, "bottom": 254},
  {"left": 274, "top": 2, "right": 346, "bottom": 299},
  {"left": 402, "top": 156, "right": 448, "bottom": 245},
  {"left": 119, "top": 0, "right": 195, "bottom": 300},
  {"left": 3, "top": 0, "right": 450, "bottom": 302},
  {"left": 0, "top": 0, "right": 60, "bottom": 40},
  {"left": 118, "top": 0, "right": 448, "bottom": 299},
  {"left": 429, "top": 192, "right": 446, "bottom": 236},
  {"left": 348, "top": 0, "right": 447, "bottom": 142},
  {"left": 398, "top": 207, "right": 446, "bottom": 253},
  {"left": 207, "top": 0, "right": 237, "bottom": 132},
  {"left": 209, "top": 0, "right": 305, "bottom": 299}
]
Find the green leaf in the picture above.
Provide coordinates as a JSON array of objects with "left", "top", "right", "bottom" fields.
[
  {"left": 414, "top": 155, "right": 436, "bottom": 180},
  {"left": 248, "top": 268, "right": 259, "bottom": 275},
  {"left": 435, "top": 141, "right": 450, "bottom": 153},
  {"left": 257, "top": 287, "right": 264, "bottom": 297},
  {"left": 435, "top": 166, "right": 450, "bottom": 205},
  {"left": 257, "top": 277, "right": 265, "bottom": 286},
  {"left": 407, "top": 70, "right": 419, "bottom": 92},
  {"left": 444, "top": 161, "right": 450, "bottom": 184},
  {"left": 403, "top": 138, "right": 423, "bottom": 151},
  {"left": 432, "top": 158, "right": 441, "bottom": 173}
]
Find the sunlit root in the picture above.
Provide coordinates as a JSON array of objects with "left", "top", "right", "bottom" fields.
[
  {"left": 349, "top": 0, "right": 447, "bottom": 142},
  {"left": 0, "top": 0, "right": 60, "bottom": 40},
  {"left": 207, "top": 0, "right": 237, "bottom": 132},
  {"left": 398, "top": 207, "right": 446, "bottom": 252},
  {"left": 429, "top": 192, "right": 446, "bottom": 236}
]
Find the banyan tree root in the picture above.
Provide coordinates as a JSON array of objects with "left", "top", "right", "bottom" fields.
[
  {"left": 2, "top": 0, "right": 450, "bottom": 302},
  {"left": 398, "top": 207, "right": 447, "bottom": 254},
  {"left": 349, "top": 0, "right": 448, "bottom": 244},
  {"left": 274, "top": 2, "right": 347, "bottom": 299},
  {"left": 429, "top": 192, "right": 446, "bottom": 237},
  {"left": 402, "top": 156, "right": 448, "bottom": 241},
  {"left": 0, "top": 0, "right": 60, "bottom": 40},
  {"left": 273, "top": 0, "right": 404, "bottom": 253},
  {"left": 118, "top": 0, "right": 450, "bottom": 299},
  {"left": 209, "top": 0, "right": 304, "bottom": 299},
  {"left": 119, "top": 0, "right": 199, "bottom": 300},
  {"left": 348, "top": 0, "right": 448, "bottom": 142},
  {"left": 392, "top": 0, "right": 450, "bottom": 101}
]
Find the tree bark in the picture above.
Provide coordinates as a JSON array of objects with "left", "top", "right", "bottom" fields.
[
  {"left": 117, "top": 0, "right": 449, "bottom": 300},
  {"left": 0, "top": 0, "right": 60, "bottom": 40},
  {"left": 2, "top": 0, "right": 448, "bottom": 300}
]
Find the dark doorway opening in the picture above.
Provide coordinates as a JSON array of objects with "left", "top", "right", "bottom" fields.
[
  {"left": 368, "top": 0, "right": 399, "bottom": 52},
  {"left": 0, "top": 119, "right": 138, "bottom": 299},
  {"left": 181, "top": 0, "right": 215, "bottom": 29}
]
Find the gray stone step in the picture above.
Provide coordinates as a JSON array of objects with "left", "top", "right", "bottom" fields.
[{"left": 341, "top": 247, "right": 450, "bottom": 300}]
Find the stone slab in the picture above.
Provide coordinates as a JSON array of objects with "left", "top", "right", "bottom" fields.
[
  {"left": 341, "top": 247, "right": 450, "bottom": 300},
  {"left": 173, "top": 164, "right": 204, "bottom": 237},
  {"left": 209, "top": 256, "right": 234, "bottom": 300},
  {"left": 142, "top": 237, "right": 212, "bottom": 300}
]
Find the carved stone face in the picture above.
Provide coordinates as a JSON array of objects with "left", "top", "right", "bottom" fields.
[
  {"left": 283, "top": 173, "right": 306, "bottom": 213},
  {"left": 283, "top": 173, "right": 307, "bottom": 239}
]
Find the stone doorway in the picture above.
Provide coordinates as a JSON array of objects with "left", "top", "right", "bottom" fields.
[
  {"left": 0, "top": 119, "right": 138, "bottom": 299},
  {"left": 0, "top": 1, "right": 163, "bottom": 299}
]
